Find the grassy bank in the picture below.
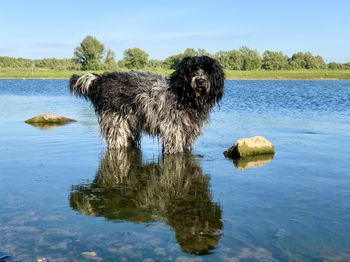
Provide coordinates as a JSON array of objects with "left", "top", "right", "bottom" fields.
[
  {"left": 1, "top": 68, "right": 350, "bottom": 80},
  {"left": 225, "top": 69, "right": 350, "bottom": 80}
]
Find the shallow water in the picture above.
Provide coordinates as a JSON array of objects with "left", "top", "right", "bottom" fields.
[{"left": 0, "top": 79, "right": 350, "bottom": 261}]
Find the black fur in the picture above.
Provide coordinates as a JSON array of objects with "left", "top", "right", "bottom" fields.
[
  {"left": 69, "top": 56, "right": 225, "bottom": 153},
  {"left": 170, "top": 56, "right": 225, "bottom": 107}
]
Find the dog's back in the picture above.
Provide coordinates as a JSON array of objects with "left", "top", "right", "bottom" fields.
[
  {"left": 69, "top": 71, "right": 169, "bottom": 118},
  {"left": 69, "top": 71, "right": 166, "bottom": 100}
]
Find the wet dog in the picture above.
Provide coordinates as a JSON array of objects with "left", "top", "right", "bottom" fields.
[{"left": 69, "top": 56, "right": 224, "bottom": 154}]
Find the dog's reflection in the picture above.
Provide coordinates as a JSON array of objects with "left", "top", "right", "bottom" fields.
[{"left": 70, "top": 149, "right": 222, "bottom": 254}]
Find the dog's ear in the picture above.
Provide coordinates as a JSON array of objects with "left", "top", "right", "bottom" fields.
[
  {"left": 207, "top": 57, "right": 225, "bottom": 105},
  {"left": 169, "top": 57, "right": 196, "bottom": 104}
]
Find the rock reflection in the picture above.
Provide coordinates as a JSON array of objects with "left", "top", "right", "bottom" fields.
[
  {"left": 70, "top": 149, "right": 222, "bottom": 255},
  {"left": 25, "top": 122, "right": 74, "bottom": 130},
  {"left": 233, "top": 154, "right": 274, "bottom": 170}
]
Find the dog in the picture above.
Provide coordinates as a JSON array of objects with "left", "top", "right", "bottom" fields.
[{"left": 69, "top": 56, "right": 224, "bottom": 154}]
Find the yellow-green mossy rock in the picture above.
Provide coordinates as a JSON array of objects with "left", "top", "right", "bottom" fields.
[
  {"left": 25, "top": 114, "right": 76, "bottom": 124},
  {"left": 224, "top": 136, "right": 275, "bottom": 158}
]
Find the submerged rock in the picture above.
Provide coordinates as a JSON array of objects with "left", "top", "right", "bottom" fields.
[
  {"left": 224, "top": 136, "right": 275, "bottom": 159},
  {"left": 81, "top": 251, "right": 97, "bottom": 257},
  {"left": 25, "top": 114, "right": 76, "bottom": 129}
]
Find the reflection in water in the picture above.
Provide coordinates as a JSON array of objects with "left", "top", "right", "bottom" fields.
[
  {"left": 25, "top": 122, "right": 74, "bottom": 130},
  {"left": 233, "top": 154, "right": 274, "bottom": 170},
  {"left": 70, "top": 149, "right": 222, "bottom": 255}
]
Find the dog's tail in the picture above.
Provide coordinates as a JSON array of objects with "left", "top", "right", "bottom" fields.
[{"left": 69, "top": 73, "right": 98, "bottom": 99}]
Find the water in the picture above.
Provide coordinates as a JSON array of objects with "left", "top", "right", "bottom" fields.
[{"left": 0, "top": 79, "right": 349, "bottom": 261}]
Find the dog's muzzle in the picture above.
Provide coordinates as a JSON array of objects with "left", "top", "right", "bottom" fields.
[
  {"left": 192, "top": 76, "right": 210, "bottom": 96},
  {"left": 196, "top": 78, "right": 206, "bottom": 87}
]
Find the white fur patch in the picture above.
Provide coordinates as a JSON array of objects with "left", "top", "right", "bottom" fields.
[{"left": 74, "top": 73, "right": 97, "bottom": 96}]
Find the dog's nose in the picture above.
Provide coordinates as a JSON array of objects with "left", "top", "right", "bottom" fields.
[{"left": 196, "top": 78, "right": 206, "bottom": 85}]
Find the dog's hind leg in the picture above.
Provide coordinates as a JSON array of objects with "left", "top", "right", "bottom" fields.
[{"left": 99, "top": 112, "right": 139, "bottom": 149}]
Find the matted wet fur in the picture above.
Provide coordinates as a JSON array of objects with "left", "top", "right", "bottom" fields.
[{"left": 69, "top": 56, "right": 224, "bottom": 154}]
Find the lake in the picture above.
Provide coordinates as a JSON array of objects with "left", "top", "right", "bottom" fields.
[{"left": 0, "top": 79, "right": 349, "bottom": 261}]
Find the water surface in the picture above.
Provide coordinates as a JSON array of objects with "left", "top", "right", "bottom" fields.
[{"left": 0, "top": 80, "right": 349, "bottom": 261}]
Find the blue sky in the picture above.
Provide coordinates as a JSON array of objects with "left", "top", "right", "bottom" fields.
[{"left": 1, "top": 0, "right": 349, "bottom": 62}]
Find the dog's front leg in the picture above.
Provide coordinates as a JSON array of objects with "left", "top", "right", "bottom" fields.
[{"left": 161, "top": 127, "right": 189, "bottom": 154}]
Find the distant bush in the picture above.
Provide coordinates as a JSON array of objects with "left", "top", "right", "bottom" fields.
[
  {"left": 214, "top": 50, "right": 242, "bottom": 70},
  {"left": 1, "top": 36, "right": 349, "bottom": 71},
  {"left": 0, "top": 56, "right": 79, "bottom": 70},
  {"left": 262, "top": 50, "right": 289, "bottom": 70},
  {"left": 239, "top": 47, "right": 262, "bottom": 70},
  {"left": 328, "top": 62, "right": 343, "bottom": 70},
  {"left": 214, "top": 47, "right": 262, "bottom": 71},
  {"left": 163, "top": 48, "right": 211, "bottom": 69},
  {"left": 289, "top": 52, "right": 326, "bottom": 69},
  {"left": 35, "top": 58, "right": 80, "bottom": 70},
  {"left": 163, "top": 53, "right": 184, "bottom": 69}
]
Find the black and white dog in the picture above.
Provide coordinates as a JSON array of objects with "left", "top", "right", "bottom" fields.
[{"left": 69, "top": 56, "right": 224, "bottom": 154}]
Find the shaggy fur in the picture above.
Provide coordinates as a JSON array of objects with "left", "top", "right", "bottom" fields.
[{"left": 69, "top": 56, "right": 224, "bottom": 154}]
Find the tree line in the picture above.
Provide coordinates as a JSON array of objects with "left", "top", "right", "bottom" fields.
[{"left": 1, "top": 35, "right": 349, "bottom": 71}]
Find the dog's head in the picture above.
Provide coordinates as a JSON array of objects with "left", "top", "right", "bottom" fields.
[{"left": 170, "top": 56, "right": 225, "bottom": 107}]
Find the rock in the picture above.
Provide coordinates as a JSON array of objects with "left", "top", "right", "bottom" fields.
[
  {"left": 81, "top": 252, "right": 102, "bottom": 261},
  {"left": 25, "top": 114, "right": 76, "bottom": 124},
  {"left": 25, "top": 114, "right": 76, "bottom": 129},
  {"left": 81, "top": 252, "right": 97, "bottom": 257},
  {"left": 224, "top": 136, "right": 274, "bottom": 158}
]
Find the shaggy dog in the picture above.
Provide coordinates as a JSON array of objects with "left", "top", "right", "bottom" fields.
[{"left": 69, "top": 56, "right": 224, "bottom": 154}]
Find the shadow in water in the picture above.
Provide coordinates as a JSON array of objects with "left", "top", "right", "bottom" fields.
[{"left": 70, "top": 149, "right": 222, "bottom": 255}]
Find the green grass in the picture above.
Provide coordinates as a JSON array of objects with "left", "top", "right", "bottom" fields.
[
  {"left": 0, "top": 68, "right": 82, "bottom": 79},
  {"left": 225, "top": 69, "right": 350, "bottom": 80},
  {"left": 1, "top": 68, "right": 350, "bottom": 80}
]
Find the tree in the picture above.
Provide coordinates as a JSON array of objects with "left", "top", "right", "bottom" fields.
[
  {"left": 148, "top": 59, "right": 164, "bottom": 68},
  {"left": 164, "top": 54, "right": 184, "bottom": 69},
  {"left": 164, "top": 48, "right": 211, "bottom": 69},
  {"left": 123, "top": 48, "right": 149, "bottom": 69},
  {"left": 262, "top": 50, "right": 289, "bottom": 70},
  {"left": 343, "top": 63, "right": 350, "bottom": 69},
  {"left": 303, "top": 52, "right": 318, "bottom": 69},
  {"left": 328, "top": 62, "right": 343, "bottom": 70},
  {"left": 104, "top": 49, "right": 117, "bottom": 70},
  {"left": 214, "top": 51, "right": 231, "bottom": 69},
  {"left": 196, "top": 48, "right": 210, "bottom": 56},
  {"left": 74, "top": 36, "right": 105, "bottom": 70},
  {"left": 214, "top": 50, "right": 243, "bottom": 70},
  {"left": 289, "top": 52, "right": 306, "bottom": 69},
  {"left": 313, "top": 55, "right": 326, "bottom": 69},
  {"left": 289, "top": 52, "right": 326, "bottom": 69},
  {"left": 183, "top": 48, "right": 197, "bottom": 57},
  {"left": 239, "top": 47, "right": 262, "bottom": 70},
  {"left": 228, "top": 50, "right": 243, "bottom": 70}
]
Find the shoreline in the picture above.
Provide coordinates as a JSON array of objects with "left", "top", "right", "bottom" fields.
[
  {"left": 1, "top": 69, "right": 350, "bottom": 80},
  {"left": 1, "top": 77, "right": 349, "bottom": 80}
]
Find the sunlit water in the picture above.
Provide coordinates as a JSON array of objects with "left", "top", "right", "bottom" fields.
[{"left": 0, "top": 80, "right": 349, "bottom": 261}]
